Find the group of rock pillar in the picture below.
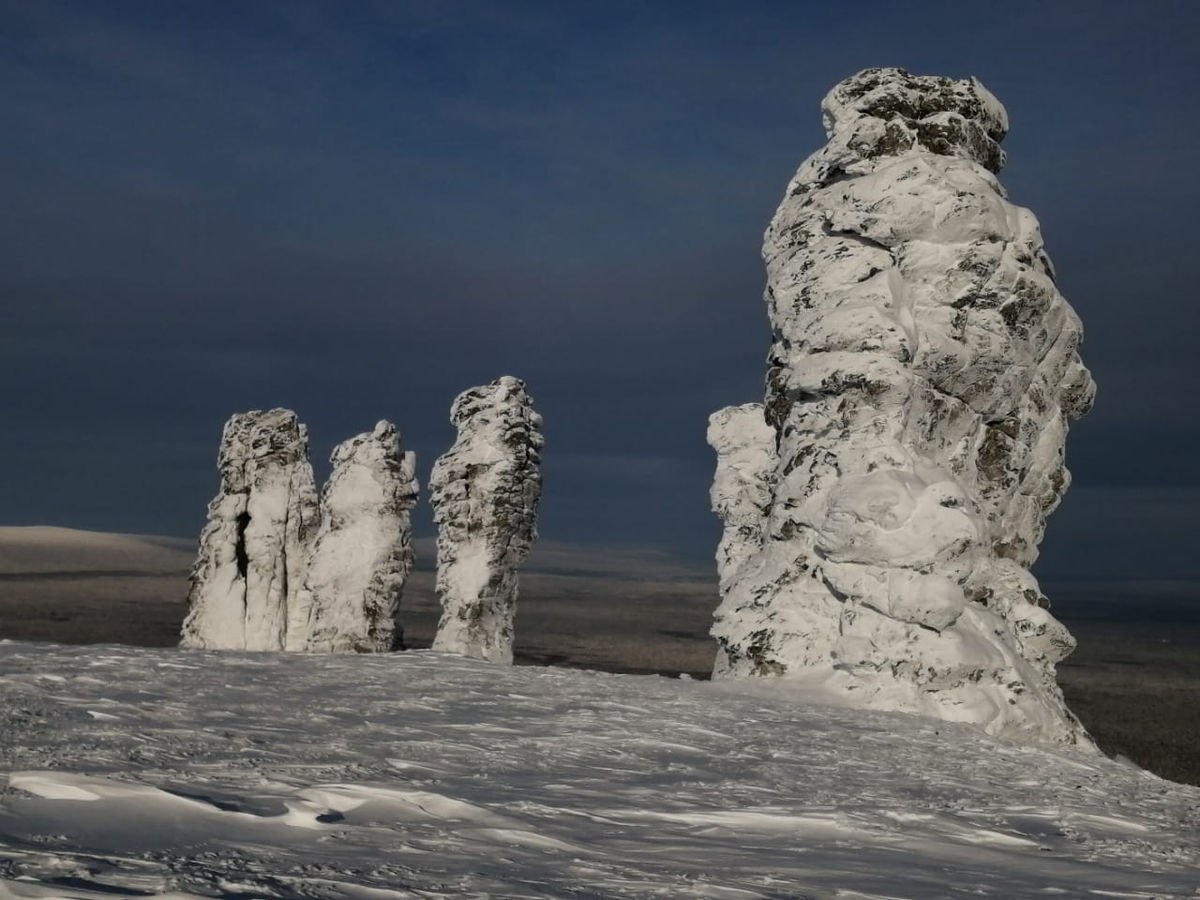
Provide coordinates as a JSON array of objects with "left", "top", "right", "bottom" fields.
[
  {"left": 180, "top": 68, "right": 1096, "bottom": 750},
  {"left": 180, "top": 377, "right": 542, "bottom": 662}
]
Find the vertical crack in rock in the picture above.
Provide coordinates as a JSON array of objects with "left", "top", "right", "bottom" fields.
[
  {"left": 296, "top": 421, "right": 419, "bottom": 653},
  {"left": 710, "top": 68, "right": 1096, "bottom": 747},
  {"left": 181, "top": 409, "right": 319, "bottom": 651},
  {"left": 182, "top": 413, "right": 419, "bottom": 653},
  {"left": 430, "top": 376, "right": 543, "bottom": 663},
  {"left": 233, "top": 512, "right": 250, "bottom": 580}
]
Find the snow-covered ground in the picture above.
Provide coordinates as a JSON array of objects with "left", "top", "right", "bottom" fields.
[{"left": 1, "top": 642, "right": 1197, "bottom": 899}]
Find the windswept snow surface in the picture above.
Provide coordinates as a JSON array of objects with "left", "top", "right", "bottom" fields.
[{"left": 1, "top": 644, "right": 1197, "bottom": 898}]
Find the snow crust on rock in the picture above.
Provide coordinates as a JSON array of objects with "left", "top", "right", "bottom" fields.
[
  {"left": 296, "top": 421, "right": 419, "bottom": 653},
  {"left": 707, "top": 404, "right": 777, "bottom": 677},
  {"left": 711, "top": 68, "right": 1096, "bottom": 746},
  {"left": 430, "top": 376, "right": 543, "bottom": 663},
  {"left": 180, "top": 409, "right": 319, "bottom": 651}
]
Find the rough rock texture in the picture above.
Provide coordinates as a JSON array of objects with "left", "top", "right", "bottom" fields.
[
  {"left": 711, "top": 68, "right": 1096, "bottom": 746},
  {"left": 180, "top": 409, "right": 319, "bottom": 651},
  {"left": 297, "top": 421, "right": 418, "bottom": 653},
  {"left": 430, "top": 376, "right": 543, "bottom": 663}
]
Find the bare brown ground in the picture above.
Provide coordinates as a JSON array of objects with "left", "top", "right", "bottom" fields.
[{"left": 1056, "top": 627, "right": 1200, "bottom": 786}]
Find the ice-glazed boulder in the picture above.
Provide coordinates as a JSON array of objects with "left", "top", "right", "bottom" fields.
[
  {"left": 180, "top": 409, "right": 319, "bottom": 650},
  {"left": 710, "top": 68, "right": 1096, "bottom": 746},
  {"left": 296, "top": 421, "right": 419, "bottom": 653},
  {"left": 430, "top": 376, "right": 543, "bottom": 663}
]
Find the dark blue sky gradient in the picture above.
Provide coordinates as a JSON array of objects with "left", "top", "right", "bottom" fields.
[{"left": 2, "top": 1, "right": 1198, "bottom": 580}]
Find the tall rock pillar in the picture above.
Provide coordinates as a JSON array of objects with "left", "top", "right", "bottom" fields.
[
  {"left": 296, "top": 421, "right": 419, "bottom": 653},
  {"left": 711, "top": 69, "right": 1095, "bottom": 746},
  {"left": 181, "top": 408, "right": 319, "bottom": 650},
  {"left": 430, "top": 376, "right": 543, "bottom": 663}
]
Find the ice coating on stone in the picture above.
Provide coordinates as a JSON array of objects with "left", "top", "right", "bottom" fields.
[
  {"left": 297, "top": 421, "right": 418, "bottom": 653},
  {"left": 430, "top": 376, "right": 543, "bottom": 663},
  {"left": 711, "top": 68, "right": 1096, "bottom": 746},
  {"left": 708, "top": 404, "right": 777, "bottom": 594},
  {"left": 180, "top": 409, "right": 319, "bottom": 651},
  {"left": 707, "top": 404, "right": 777, "bottom": 677},
  {"left": 815, "top": 66, "right": 1009, "bottom": 177}
]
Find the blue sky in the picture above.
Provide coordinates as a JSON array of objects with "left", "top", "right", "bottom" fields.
[{"left": 2, "top": 1, "right": 1197, "bottom": 581}]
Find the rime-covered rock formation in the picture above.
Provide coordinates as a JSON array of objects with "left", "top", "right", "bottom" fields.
[
  {"left": 181, "top": 409, "right": 319, "bottom": 651},
  {"left": 711, "top": 68, "right": 1096, "bottom": 746},
  {"left": 297, "top": 421, "right": 418, "bottom": 653},
  {"left": 707, "top": 406, "right": 776, "bottom": 628},
  {"left": 182, "top": 414, "right": 421, "bottom": 654},
  {"left": 708, "top": 404, "right": 778, "bottom": 678},
  {"left": 430, "top": 376, "right": 543, "bottom": 663}
]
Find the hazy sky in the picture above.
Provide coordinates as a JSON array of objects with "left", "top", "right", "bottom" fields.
[{"left": 2, "top": 1, "right": 1197, "bottom": 581}]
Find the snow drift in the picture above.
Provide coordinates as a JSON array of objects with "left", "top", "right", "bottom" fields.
[{"left": 1, "top": 642, "right": 1196, "bottom": 898}]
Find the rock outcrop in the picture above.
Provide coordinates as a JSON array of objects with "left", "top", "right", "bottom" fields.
[
  {"left": 710, "top": 68, "right": 1096, "bottom": 746},
  {"left": 297, "top": 421, "right": 418, "bottom": 653},
  {"left": 430, "top": 376, "right": 543, "bottom": 663},
  {"left": 707, "top": 404, "right": 777, "bottom": 676},
  {"left": 181, "top": 409, "right": 319, "bottom": 651}
]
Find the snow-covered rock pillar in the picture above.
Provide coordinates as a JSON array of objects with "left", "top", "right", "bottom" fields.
[
  {"left": 181, "top": 409, "right": 319, "bottom": 650},
  {"left": 296, "top": 421, "right": 419, "bottom": 653},
  {"left": 711, "top": 68, "right": 1096, "bottom": 746},
  {"left": 707, "top": 404, "right": 777, "bottom": 677},
  {"left": 430, "top": 376, "right": 543, "bottom": 663}
]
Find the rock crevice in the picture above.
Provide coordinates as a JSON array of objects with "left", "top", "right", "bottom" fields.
[{"left": 180, "top": 409, "right": 319, "bottom": 651}]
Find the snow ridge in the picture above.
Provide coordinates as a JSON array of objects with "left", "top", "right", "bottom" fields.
[
  {"left": 710, "top": 68, "right": 1096, "bottom": 747},
  {"left": 430, "top": 376, "right": 543, "bottom": 663},
  {"left": 2, "top": 643, "right": 1197, "bottom": 898}
]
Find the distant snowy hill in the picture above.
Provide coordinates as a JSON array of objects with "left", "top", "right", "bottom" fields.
[
  {"left": 0, "top": 527, "right": 192, "bottom": 575},
  {"left": 1, "top": 642, "right": 1197, "bottom": 898},
  {"left": 0, "top": 526, "right": 710, "bottom": 582}
]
